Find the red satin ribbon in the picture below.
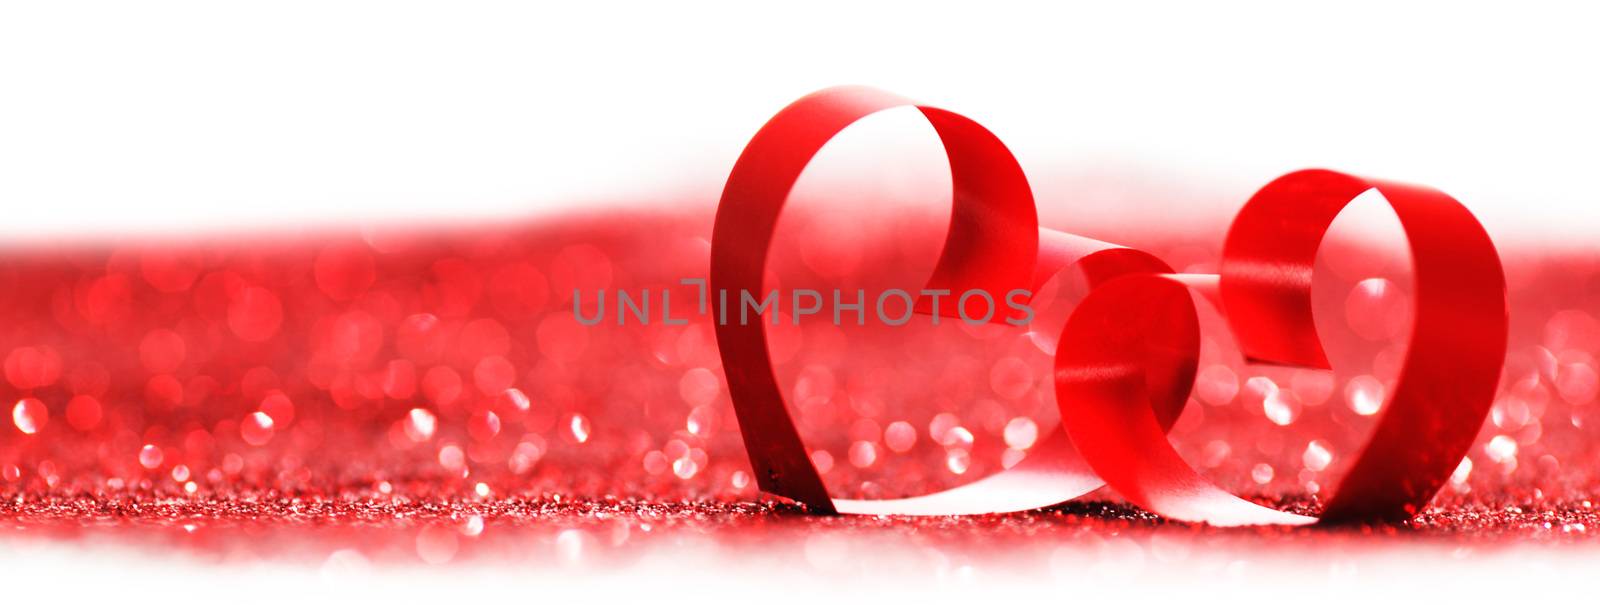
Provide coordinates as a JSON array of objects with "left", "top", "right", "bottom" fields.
[{"left": 711, "top": 87, "right": 1508, "bottom": 524}]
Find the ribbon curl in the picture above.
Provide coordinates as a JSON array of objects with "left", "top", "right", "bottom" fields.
[{"left": 711, "top": 87, "right": 1507, "bottom": 524}]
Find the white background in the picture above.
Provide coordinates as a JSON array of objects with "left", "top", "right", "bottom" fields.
[
  {"left": 3, "top": 1, "right": 1599, "bottom": 602},
  {"left": 3, "top": 1, "right": 1598, "bottom": 246}
]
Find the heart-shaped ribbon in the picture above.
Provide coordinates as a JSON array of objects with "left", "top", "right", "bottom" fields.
[{"left": 711, "top": 87, "right": 1507, "bottom": 524}]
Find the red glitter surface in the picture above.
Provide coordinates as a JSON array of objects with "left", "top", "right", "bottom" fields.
[{"left": 2, "top": 194, "right": 1598, "bottom": 567}]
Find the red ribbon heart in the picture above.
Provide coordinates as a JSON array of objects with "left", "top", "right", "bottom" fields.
[{"left": 711, "top": 87, "right": 1508, "bottom": 524}]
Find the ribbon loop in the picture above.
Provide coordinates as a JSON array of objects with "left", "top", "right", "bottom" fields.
[
  {"left": 712, "top": 87, "right": 1039, "bottom": 512},
  {"left": 1222, "top": 169, "right": 1508, "bottom": 522}
]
